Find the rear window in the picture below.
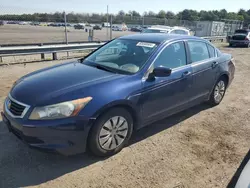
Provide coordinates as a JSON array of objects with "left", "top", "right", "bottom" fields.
[
  {"left": 143, "top": 29, "right": 168, "bottom": 33},
  {"left": 235, "top": 30, "right": 249, "bottom": 34},
  {"left": 170, "top": 29, "right": 188, "bottom": 35}
]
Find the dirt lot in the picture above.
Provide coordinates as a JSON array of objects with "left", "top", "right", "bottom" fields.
[
  {"left": 0, "top": 46, "right": 250, "bottom": 188},
  {"left": 0, "top": 25, "right": 134, "bottom": 44}
]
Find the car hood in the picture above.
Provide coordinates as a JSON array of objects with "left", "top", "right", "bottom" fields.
[{"left": 10, "top": 61, "right": 121, "bottom": 105}]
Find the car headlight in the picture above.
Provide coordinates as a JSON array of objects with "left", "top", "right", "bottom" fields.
[{"left": 29, "top": 97, "right": 92, "bottom": 120}]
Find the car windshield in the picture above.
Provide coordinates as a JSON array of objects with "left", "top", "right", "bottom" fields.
[
  {"left": 83, "top": 39, "right": 159, "bottom": 74},
  {"left": 143, "top": 29, "right": 168, "bottom": 33}
]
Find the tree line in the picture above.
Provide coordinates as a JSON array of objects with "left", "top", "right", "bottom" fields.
[{"left": 0, "top": 9, "right": 250, "bottom": 25}]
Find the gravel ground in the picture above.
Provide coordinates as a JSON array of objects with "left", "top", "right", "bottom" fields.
[{"left": 0, "top": 46, "right": 250, "bottom": 188}]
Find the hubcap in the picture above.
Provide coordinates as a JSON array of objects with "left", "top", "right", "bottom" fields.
[
  {"left": 214, "top": 80, "right": 225, "bottom": 103},
  {"left": 99, "top": 116, "right": 128, "bottom": 150}
]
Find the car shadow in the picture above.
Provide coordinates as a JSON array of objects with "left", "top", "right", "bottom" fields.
[
  {"left": 129, "top": 103, "right": 211, "bottom": 145},
  {"left": 0, "top": 103, "right": 211, "bottom": 188}
]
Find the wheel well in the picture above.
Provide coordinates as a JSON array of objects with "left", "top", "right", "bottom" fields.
[
  {"left": 219, "top": 74, "right": 229, "bottom": 87},
  {"left": 86, "top": 104, "right": 139, "bottom": 152},
  {"left": 94, "top": 104, "right": 139, "bottom": 130}
]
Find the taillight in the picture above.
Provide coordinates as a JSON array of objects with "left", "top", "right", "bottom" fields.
[{"left": 245, "top": 37, "right": 249, "bottom": 41}]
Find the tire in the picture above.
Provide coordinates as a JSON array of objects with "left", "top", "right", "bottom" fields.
[
  {"left": 229, "top": 43, "right": 232, "bottom": 47},
  {"left": 208, "top": 77, "right": 227, "bottom": 106},
  {"left": 88, "top": 108, "right": 133, "bottom": 157}
]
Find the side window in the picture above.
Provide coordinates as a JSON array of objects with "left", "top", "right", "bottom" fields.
[
  {"left": 188, "top": 41, "right": 210, "bottom": 62},
  {"left": 154, "top": 42, "right": 187, "bottom": 69},
  {"left": 207, "top": 44, "right": 216, "bottom": 58}
]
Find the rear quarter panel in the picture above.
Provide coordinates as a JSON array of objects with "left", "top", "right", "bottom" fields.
[{"left": 217, "top": 52, "right": 234, "bottom": 87}]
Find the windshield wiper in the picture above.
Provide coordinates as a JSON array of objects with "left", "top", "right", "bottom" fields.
[{"left": 93, "top": 64, "right": 117, "bottom": 73}]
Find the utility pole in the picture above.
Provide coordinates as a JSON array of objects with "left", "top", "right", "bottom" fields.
[
  {"left": 106, "top": 5, "right": 109, "bottom": 40},
  {"left": 110, "top": 15, "right": 112, "bottom": 40},
  {"left": 64, "top": 11, "right": 69, "bottom": 57},
  {"left": 179, "top": 13, "right": 182, "bottom": 26}
]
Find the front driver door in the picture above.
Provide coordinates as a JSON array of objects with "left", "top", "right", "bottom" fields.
[{"left": 141, "top": 41, "right": 193, "bottom": 124}]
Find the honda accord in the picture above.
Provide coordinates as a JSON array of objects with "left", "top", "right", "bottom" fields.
[{"left": 1, "top": 34, "right": 235, "bottom": 157}]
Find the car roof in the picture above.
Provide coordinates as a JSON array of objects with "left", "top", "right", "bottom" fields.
[
  {"left": 119, "top": 33, "right": 202, "bottom": 44},
  {"left": 236, "top": 29, "right": 250, "bottom": 31}
]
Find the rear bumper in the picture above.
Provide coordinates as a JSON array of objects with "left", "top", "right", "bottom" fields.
[
  {"left": 1, "top": 110, "right": 94, "bottom": 156},
  {"left": 228, "top": 60, "right": 235, "bottom": 88},
  {"left": 230, "top": 40, "right": 250, "bottom": 46}
]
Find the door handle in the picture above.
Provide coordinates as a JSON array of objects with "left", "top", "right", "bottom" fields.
[
  {"left": 182, "top": 71, "right": 191, "bottom": 78},
  {"left": 212, "top": 61, "right": 219, "bottom": 68}
]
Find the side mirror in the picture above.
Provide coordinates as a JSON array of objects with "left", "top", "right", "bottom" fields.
[{"left": 148, "top": 67, "right": 172, "bottom": 80}]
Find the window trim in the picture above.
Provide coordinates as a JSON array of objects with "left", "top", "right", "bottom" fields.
[
  {"left": 206, "top": 43, "right": 217, "bottom": 58},
  {"left": 143, "top": 40, "right": 189, "bottom": 80}
]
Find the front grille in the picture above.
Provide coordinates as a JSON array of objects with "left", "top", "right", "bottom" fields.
[
  {"left": 5, "top": 95, "right": 30, "bottom": 118},
  {"left": 9, "top": 99, "right": 26, "bottom": 116}
]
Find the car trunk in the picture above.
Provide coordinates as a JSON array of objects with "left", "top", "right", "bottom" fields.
[{"left": 232, "top": 34, "right": 247, "bottom": 41}]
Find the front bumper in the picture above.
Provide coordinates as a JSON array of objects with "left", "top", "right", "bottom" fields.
[{"left": 1, "top": 109, "right": 94, "bottom": 156}]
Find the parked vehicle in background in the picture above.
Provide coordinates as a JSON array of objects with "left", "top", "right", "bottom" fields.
[
  {"left": 74, "top": 24, "right": 85, "bottom": 30},
  {"left": 142, "top": 26, "right": 170, "bottom": 33},
  {"left": 229, "top": 29, "right": 250, "bottom": 47},
  {"left": 7, "top": 21, "right": 19, "bottom": 24},
  {"left": 39, "top": 23, "right": 48, "bottom": 26},
  {"left": 93, "top": 25, "right": 102, "bottom": 30},
  {"left": 112, "top": 25, "right": 123, "bottom": 31},
  {"left": 102, "top": 22, "right": 110, "bottom": 27},
  {"left": 142, "top": 25, "right": 191, "bottom": 35},
  {"left": 0, "top": 20, "right": 4, "bottom": 26},
  {"left": 30, "top": 22, "right": 40, "bottom": 26},
  {"left": 130, "top": 26, "right": 142, "bottom": 32},
  {"left": 1, "top": 34, "right": 235, "bottom": 157},
  {"left": 18, "top": 21, "right": 29, "bottom": 25}
]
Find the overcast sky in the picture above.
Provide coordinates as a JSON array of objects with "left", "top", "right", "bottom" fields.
[{"left": 1, "top": 0, "right": 248, "bottom": 14}]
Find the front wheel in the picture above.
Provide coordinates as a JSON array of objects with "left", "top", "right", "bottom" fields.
[
  {"left": 88, "top": 108, "right": 133, "bottom": 157},
  {"left": 208, "top": 78, "right": 227, "bottom": 106}
]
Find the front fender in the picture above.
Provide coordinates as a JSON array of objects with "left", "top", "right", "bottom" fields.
[{"left": 92, "top": 100, "right": 141, "bottom": 121}]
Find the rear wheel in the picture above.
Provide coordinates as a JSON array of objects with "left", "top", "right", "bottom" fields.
[
  {"left": 208, "top": 77, "right": 227, "bottom": 106},
  {"left": 88, "top": 108, "right": 133, "bottom": 157}
]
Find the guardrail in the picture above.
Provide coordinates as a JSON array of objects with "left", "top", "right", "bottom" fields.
[
  {"left": 202, "top": 36, "right": 227, "bottom": 42},
  {"left": 0, "top": 40, "right": 107, "bottom": 47},
  {"left": 0, "top": 36, "right": 226, "bottom": 63},
  {"left": 0, "top": 42, "right": 105, "bottom": 62}
]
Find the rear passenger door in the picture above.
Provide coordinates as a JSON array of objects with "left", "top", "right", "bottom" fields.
[{"left": 187, "top": 40, "right": 219, "bottom": 101}]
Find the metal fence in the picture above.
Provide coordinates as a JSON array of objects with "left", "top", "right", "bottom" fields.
[{"left": 0, "top": 11, "right": 245, "bottom": 45}]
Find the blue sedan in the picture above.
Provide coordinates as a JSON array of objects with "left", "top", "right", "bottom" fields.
[{"left": 1, "top": 34, "right": 235, "bottom": 157}]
